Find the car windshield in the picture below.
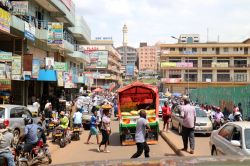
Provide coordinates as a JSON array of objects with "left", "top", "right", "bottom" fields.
[
  {"left": 196, "top": 108, "right": 207, "bottom": 117},
  {"left": 0, "top": 107, "right": 5, "bottom": 118},
  {"left": 245, "top": 129, "right": 250, "bottom": 149}
]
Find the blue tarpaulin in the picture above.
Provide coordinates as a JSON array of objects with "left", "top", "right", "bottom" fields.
[{"left": 37, "top": 70, "right": 57, "bottom": 81}]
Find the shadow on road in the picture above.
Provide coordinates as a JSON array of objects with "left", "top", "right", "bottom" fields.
[
  {"left": 109, "top": 132, "right": 121, "bottom": 146},
  {"left": 88, "top": 148, "right": 99, "bottom": 153},
  {"left": 170, "top": 129, "right": 210, "bottom": 137}
]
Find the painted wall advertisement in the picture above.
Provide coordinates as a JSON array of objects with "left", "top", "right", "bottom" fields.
[
  {"left": 11, "top": 1, "right": 29, "bottom": 15},
  {"left": 126, "top": 64, "right": 134, "bottom": 76},
  {"left": 32, "top": 59, "right": 40, "bottom": 78},
  {"left": 0, "top": 8, "right": 10, "bottom": 33},
  {"left": 57, "top": 71, "right": 64, "bottom": 87},
  {"left": 47, "top": 22, "right": 63, "bottom": 45},
  {"left": 11, "top": 56, "right": 22, "bottom": 80},
  {"left": 0, "top": 51, "right": 12, "bottom": 61},
  {"left": 64, "top": 72, "right": 73, "bottom": 88},
  {"left": 54, "top": 62, "right": 67, "bottom": 71},
  {"left": 86, "top": 51, "right": 108, "bottom": 69},
  {"left": 45, "top": 57, "right": 54, "bottom": 70},
  {"left": 24, "top": 22, "right": 35, "bottom": 41}
]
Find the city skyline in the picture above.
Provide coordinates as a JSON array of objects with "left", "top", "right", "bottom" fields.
[{"left": 74, "top": 0, "right": 250, "bottom": 47}]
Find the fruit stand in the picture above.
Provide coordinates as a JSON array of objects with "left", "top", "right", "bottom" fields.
[{"left": 117, "top": 82, "right": 159, "bottom": 145}]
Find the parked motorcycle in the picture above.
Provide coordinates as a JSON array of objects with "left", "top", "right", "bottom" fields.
[
  {"left": 46, "top": 118, "right": 59, "bottom": 136},
  {"left": 52, "top": 127, "right": 71, "bottom": 148},
  {"left": 71, "top": 124, "right": 81, "bottom": 141},
  {"left": 14, "top": 140, "right": 52, "bottom": 166}
]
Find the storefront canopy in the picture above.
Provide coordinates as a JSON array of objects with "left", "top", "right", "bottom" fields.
[{"left": 37, "top": 70, "right": 57, "bottom": 81}]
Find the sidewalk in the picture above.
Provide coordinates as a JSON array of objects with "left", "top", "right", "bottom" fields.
[{"left": 160, "top": 130, "right": 210, "bottom": 156}]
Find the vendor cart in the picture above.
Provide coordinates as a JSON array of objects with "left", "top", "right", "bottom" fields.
[{"left": 117, "top": 82, "right": 159, "bottom": 145}]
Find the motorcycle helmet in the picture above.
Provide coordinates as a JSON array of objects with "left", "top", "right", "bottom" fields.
[{"left": 24, "top": 117, "right": 33, "bottom": 125}]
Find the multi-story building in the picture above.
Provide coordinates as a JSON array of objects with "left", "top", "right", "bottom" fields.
[
  {"left": 160, "top": 36, "right": 250, "bottom": 94},
  {"left": 137, "top": 42, "right": 157, "bottom": 74},
  {"left": 0, "top": 0, "right": 91, "bottom": 105},
  {"left": 81, "top": 39, "right": 121, "bottom": 90}
]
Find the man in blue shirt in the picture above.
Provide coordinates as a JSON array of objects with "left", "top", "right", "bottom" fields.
[
  {"left": 23, "top": 118, "right": 46, "bottom": 152},
  {"left": 73, "top": 109, "right": 82, "bottom": 127},
  {"left": 85, "top": 110, "right": 99, "bottom": 144}
]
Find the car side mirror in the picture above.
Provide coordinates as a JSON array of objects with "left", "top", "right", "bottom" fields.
[{"left": 231, "top": 140, "right": 241, "bottom": 147}]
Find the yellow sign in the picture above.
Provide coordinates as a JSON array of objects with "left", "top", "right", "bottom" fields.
[
  {"left": 0, "top": 8, "right": 11, "bottom": 33},
  {"left": 160, "top": 62, "right": 176, "bottom": 68}
]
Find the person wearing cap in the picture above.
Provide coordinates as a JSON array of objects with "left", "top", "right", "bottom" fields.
[
  {"left": 131, "top": 110, "right": 151, "bottom": 158},
  {"left": 180, "top": 98, "right": 196, "bottom": 154},
  {"left": 0, "top": 123, "right": 14, "bottom": 166},
  {"left": 59, "top": 111, "right": 69, "bottom": 129}
]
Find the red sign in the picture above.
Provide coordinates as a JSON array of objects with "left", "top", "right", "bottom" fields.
[{"left": 161, "top": 78, "right": 182, "bottom": 83}]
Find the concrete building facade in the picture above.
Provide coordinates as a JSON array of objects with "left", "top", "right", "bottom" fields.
[{"left": 160, "top": 37, "right": 250, "bottom": 94}]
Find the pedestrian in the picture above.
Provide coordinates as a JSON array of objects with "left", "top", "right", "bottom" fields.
[
  {"left": 162, "top": 101, "right": 171, "bottom": 132},
  {"left": 180, "top": 98, "right": 196, "bottom": 154},
  {"left": 85, "top": 110, "right": 99, "bottom": 144},
  {"left": 97, "top": 109, "right": 111, "bottom": 153},
  {"left": 131, "top": 110, "right": 151, "bottom": 158}
]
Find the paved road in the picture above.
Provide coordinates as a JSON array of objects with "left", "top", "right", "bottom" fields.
[
  {"left": 49, "top": 120, "right": 176, "bottom": 165},
  {"left": 162, "top": 129, "right": 211, "bottom": 156}
]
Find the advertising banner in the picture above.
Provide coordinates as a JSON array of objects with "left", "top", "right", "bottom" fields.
[
  {"left": 161, "top": 78, "right": 182, "bottom": 83},
  {"left": 64, "top": 72, "right": 72, "bottom": 88},
  {"left": 211, "top": 62, "right": 228, "bottom": 68},
  {"left": 24, "top": 22, "right": 35, "bottom": 41},
  {"left": 0, "top": 8, "right": 10, "bottom": 33},
  {"left": 79, "top": 45, "right": 106, "bottom": 52},
  {"left": 126, "top": 64, "right": 134, "bottom": 76},
  {"left": 32, "top": 59, "right": 40, "bottom": 78},
  {"left": 160, "top": 62, "right": 176, "bottom": 68},
  {"left": 0, "top": 63, "right": 10, "bottom": 79},
  {"left": 11, "top": 56, "right": 22, "bottom": 75},
  {"left": 176, "top": 62, "right": 193, "bottom": 68},
  {"left": 11, "top": 1, "right": 28, "bottom": 15},
  {"left": 47, "top": 22, "right": 63, "bottom": 45},
  {"left": 0, "top": 51, "right": 12, "bottom": 61},
  {"left": 57, "top": 71, "right": 64, "bottom": 87},
  {"left": 54, "top": 62, "right": 67, "bottom": 71},
  {"left": 86, "top": 51, "right": 108, "bottom": 68},
  {"left": 45, "top": 57, "right": 54, "bottom": 70}
]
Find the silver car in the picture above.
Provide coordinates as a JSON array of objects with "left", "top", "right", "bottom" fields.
[
  {"left": 171, "top": 106, "right": 213, "bottom": 135},
  {"left": 209, "top": 122, "right": 250, "bottom": 156},
  {"left": 0, "top": 105, "right": 42, "bottom": 143}
]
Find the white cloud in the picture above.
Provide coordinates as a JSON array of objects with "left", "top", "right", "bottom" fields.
[{"left": 73, "top": 0, "right": 250, "bottom": 47}]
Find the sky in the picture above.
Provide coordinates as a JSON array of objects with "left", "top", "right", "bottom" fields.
[{"left": 73, "top": 0, "right": 250, "bottom": 47}]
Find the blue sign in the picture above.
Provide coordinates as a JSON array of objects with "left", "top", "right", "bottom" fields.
[
  {"left": 126, "top": 64, "right": 134, "bottom": 76},
  {"left": 24, "top": 22, "right": 35, "bottom": 41}
]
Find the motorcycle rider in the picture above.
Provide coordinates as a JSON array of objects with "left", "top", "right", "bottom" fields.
[
  {"left": 212, "top": 107, "right": 224, "bottom": 129},
  {"left": 73, "top": 108, "right": 82, "bottom": 127},
  {"left": 57, "top": 111, "right": 69, "bottom": 137},
  {"left": 228, "top": 111, "right": 242, "bottom": 121},
  {"left": 0, "top": 123, "right": 15, "bottom": 166},
  {"left": 23, "top": 117, "right": 47, "bottom": 153}
]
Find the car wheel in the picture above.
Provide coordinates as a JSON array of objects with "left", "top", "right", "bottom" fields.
[
  {"left": 211, "top": 146, "right": 217, "bottom": 156},
  {"left": 178, "top": 125, "right": 182, "bottom": 135},
  {"left": 13, "top": 129, "right": 20, "bottom": 145}
]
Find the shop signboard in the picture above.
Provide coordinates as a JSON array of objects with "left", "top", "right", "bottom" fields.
[
  {"left": 126, "top": 64, "right": 134, "bottom": 76},
  {"left": 160, "top": 62, "right": 176, "bottom": 68},
  {"left": 57, "top": 71, "right": 64, "bottom": 87},
  {"left": 0, "top": 8, "right": 10, "bottom": 33},
  {"left": 32, "top": 59, "right": 40, "bottom": 78},
  {"left": 71, "top": 67, "right": 78, "bottom": 83},
  {"left": 211, "top": 62, "right": 228, "bottom": 68},
  {"left": 0, "top": 51, "right": 12, "bottom": 61},
  {"left": 79, "top": 45, "right": 106, "bottom": 52},
  {"left": 176, "top": 62, "right": 193, "bottom": 68},
  {"left": 0, "top": 63, "right": 10, "bottom": 79},
  {"left": 45, "top": 57, "right": 54, "bottom": 70},
  {"left": 54, "top": 62, "right": 68, "bottom": 71},
  {"left": 24, "top": 22, "right": 35, "bottom": 41},
  {"left": 47, "top": 22, "right": 63, "bottom": 45},
  {"left": 86, "top": 51, "right": 108, "bottom": 69},
  {"left": 11, "top": 56, "right": 22, "bottom": 75},
  {"left": 11, "top": 1, "right": 28, "bottom": 15}
]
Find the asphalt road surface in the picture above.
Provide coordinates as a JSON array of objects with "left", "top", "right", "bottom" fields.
[{"left": 49, "top": 120, "right": 176, "bottom": 165}]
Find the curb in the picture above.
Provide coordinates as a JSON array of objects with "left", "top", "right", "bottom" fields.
[{"left": 159, "top": 131, "right": 184, "bottom": 156}]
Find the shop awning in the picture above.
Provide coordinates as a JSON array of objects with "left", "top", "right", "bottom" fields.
[{"left": 37, "top": 70, "right": 57, "bottom": 81}]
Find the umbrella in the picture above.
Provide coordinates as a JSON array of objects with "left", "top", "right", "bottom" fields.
[{"left": 93, "top": 87, "right": 103, "bottom": 92}]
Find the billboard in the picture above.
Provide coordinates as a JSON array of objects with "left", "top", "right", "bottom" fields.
[
  {"left": 160, "top": 62, "right": 176, "bottom": 68},
  {"left": 0, "top": 8, "right": 10, "bottom": 33},
  {"left": 126, "top": 64, "right": 134, "bottom": 76},
  {"left": 176, "top": 62, "right": 193, "bottom": 68},
  {"left": 32, "top": 59, "right": 40, "bottom": 78},
  {"left": 45, "top": 57, "right": 54, "bottom": 70},
  {"left": 54, "top": 62, "right": 68, "bottom": 71},
  {"left": 47, "top": 22, "right": 63, "bottom": 45},
  {"left": 24, "top": 22, "right": 35, "bottom": 41},
  {"left": 86, "top": 51, "right": 108, "bottom": 69},
  {"left": 11, "top": 1, "right": 29, "bottom": 15}
]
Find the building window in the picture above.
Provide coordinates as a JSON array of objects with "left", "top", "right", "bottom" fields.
[
  {"left": 223, "top": 47, "right": 229, "bottom": 52},
  {"left": 202, "top": 48, "right": 207, "bottom": 52},
  {"left": 170, "top": 48, "right": 175, "bottom": 51},
  {"left": 192, "top": 48, "right": 197, "bottom": 53},
  {"left": 233, "top": 47, "right": 239, "bottom": 52},
  {"left": 212, "top": 48, "right": 215, "bottom": 51},
  {"left": 217, "top": 70, "right": 230, "bottom": 82}
]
